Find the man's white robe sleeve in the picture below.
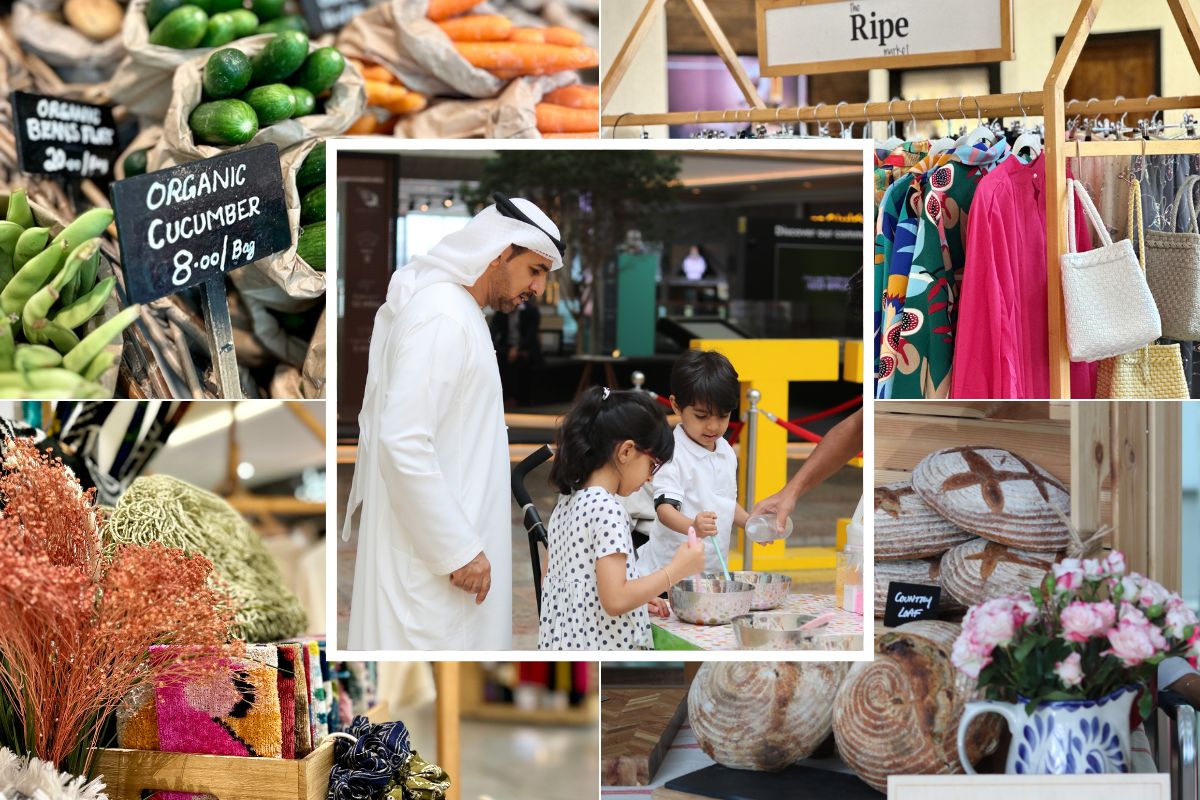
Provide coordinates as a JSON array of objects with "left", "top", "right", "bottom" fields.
[{"left": 376, "top": 313, "right": 486, "bottom": 576}]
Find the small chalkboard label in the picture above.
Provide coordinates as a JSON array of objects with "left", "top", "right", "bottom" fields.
[
  {"left": 10, "top": 91, "right": 119, "bottom": 180},
  {"left": 884, "top": 581, "right": 941, "bottom": 627},
  {"left": 296, "top": 0, "right": 379, "bottom": 35},
  {"left": 109, "top": 144, "right": 290, "bottom": 304}
]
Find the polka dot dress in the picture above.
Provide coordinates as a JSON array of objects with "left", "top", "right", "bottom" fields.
[{"left": 537, "top": 486, "right": 651, "bottom": 650}]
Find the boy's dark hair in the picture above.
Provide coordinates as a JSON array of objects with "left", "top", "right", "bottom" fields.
[
  {"left": 670, "top": 349, "right": 739, "bottom": 415},
  {"left": 549, "top": 387, "right": 674, "bottom": 495}
]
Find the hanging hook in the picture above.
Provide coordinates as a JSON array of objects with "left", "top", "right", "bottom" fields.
[
  {"left": 812, "top": 102, "right": 827, "bottom": 137},
  {"left": 611, "top": 112, "right": 633, "bottom": 139},
  {"left": 1017, "top": 91, "right": 1027, "bottom": 133},
  {"left": 972, "top": 95, "right": 984, "bottom": 127},
  {"left": 835, "top": 101, "right": 848, "bottom": 138}
]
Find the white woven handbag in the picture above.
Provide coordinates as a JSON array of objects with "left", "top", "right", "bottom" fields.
[{"left": 1061, "top": 178, "right": 1162, "bottom": 362}]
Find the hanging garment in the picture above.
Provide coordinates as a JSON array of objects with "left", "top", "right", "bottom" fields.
[
  {"left": 876, "top": 138, "right": 1011, "bottom": 398},
  {"left": 951, "top": 152, "right": 1097, "bottom": 398}
]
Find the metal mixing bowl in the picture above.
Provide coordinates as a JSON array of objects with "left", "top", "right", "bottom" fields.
[
  {"left": 732, "top": 613, "right": 864, "bottom": 651},
  {"left": 670, "top": 578, "right": 755, "bottom": 625},
  {"left": 701, "top": 571, "right": 792, "bottom": 610}
]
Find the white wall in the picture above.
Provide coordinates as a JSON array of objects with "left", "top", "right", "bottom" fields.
[{"left": 600, "top": 0, "right": 669, "bottom": 139}]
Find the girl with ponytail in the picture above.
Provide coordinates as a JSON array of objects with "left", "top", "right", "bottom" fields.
[{"left": 538, "top": 387, "right": 705, "bottom": 650}]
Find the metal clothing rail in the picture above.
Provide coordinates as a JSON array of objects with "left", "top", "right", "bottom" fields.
[{"left": 603, "top": 0, "right": 1200, "bottom": 398}]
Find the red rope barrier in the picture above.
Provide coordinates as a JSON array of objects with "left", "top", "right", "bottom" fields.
[
  {"left": 790, "top": 395, "right": 862, "bottom": 425},
  {"left": 769, "top": 416, "right": 824, "bottom": 444}
]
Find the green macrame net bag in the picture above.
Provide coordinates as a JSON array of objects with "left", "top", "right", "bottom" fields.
[{"left": 105, "top": 474, "right": 308, "bottom": 642}]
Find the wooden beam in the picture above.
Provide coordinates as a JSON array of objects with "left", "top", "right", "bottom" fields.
[
  {"left": 1112, "top": 402, "right": 1150, "bottom": 577},
  {"left": 435, "top": 662, "right": 462, "bottom": 800},
  {"left": 1044, "top": 0, "right": 1104, "bottom": 399},
  {"left": 1070, "top": 402, "right": 1110, "bottom": 553},
  {"left": 286, "top": 401, "right": 326, "bottom": 444},
  {"left": 681, "top": 0, "right": 766, "bottom": 109},
  {"left": 600, "top": 0, "right": 668, "bottom": 113},
  {"left": 1148, "top": 403, "right": 1182, "bottom": 590},
  {"left": 1167, "top": 0, "right": 1200, "bottom": 77}
]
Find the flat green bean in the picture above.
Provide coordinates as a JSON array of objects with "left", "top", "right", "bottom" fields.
[
  {"left": 53, "top": 276, "right": 115, "bottom": 331},
  {"left": 13, "top": 227, "right": 49, "bottom": 270},
  {"left": 63, "top": 304, "right": 140, "bottom": 373},
  {"left": 2, "top": 240, "right": 69, "bottom": 316},
  {"left": 5, "top": 190, "right": 33, "bottom": 229},
  {"left": 15, "top": 344, "right": 63, "bottom": 371}
]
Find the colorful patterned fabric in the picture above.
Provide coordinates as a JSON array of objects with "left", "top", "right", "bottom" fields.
[
  {"left": 115, "top": 682, "right": 159, "bottom": 750},
  {"left": 328, "top": 716, "right": 414, "bottom": 800},
  {"left": 283, "top": 643, "right": 314, "bottom": 758},
  {"left": 276, "top": 644, "right": 298, "bottom": 760},
  {"left": 875, "top": 138, "right": 1012, "bottom": 398},
  {"left": 304, "top": 641, "right": 329, "bottom": 744}
]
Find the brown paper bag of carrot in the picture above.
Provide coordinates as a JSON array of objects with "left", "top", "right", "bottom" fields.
[
  {"left": 429, "top": 0, "right": 599, "bottom": 138},
  {"left": 346, "top": 59, "right": 430, "bottom": 134}
]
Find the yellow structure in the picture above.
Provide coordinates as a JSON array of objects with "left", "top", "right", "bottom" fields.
[{"left": 691, "top": 338, "right": 847, "bottom": 571}]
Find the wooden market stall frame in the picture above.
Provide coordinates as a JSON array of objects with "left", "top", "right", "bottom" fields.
[
  {"left": 874, "top": 402, "right": 1182, "bottom": 591},
  {"left": 601, "top": 0, "right": 1200, "bottom": 399},
  {"left": 91, "top": 662, "right": 463, "bottom": 800}
]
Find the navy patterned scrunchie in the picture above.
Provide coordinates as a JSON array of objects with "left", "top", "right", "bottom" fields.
[{"left": 327, "top": 716, "right": 412, "bottom": 800}]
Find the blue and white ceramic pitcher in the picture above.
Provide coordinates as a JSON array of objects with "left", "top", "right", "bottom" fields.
[{"left": 956, "top": 685, "right": 1138, "bottom": 775}]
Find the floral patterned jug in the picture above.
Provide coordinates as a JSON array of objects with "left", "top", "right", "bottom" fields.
[{"left": 956, "top": 685, "right": 1137, "bottom": 775}]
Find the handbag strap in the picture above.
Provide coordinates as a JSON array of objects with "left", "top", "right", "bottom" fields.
[
  {"left": 1169, "top": 175, "right": 1200, "bottom": 233},
  {"left": 1127, "top": 177, "right": 1146, "bottom": 271},
  {"left": 1069, "top": 179, "right": 1115, "bottom": 251}
]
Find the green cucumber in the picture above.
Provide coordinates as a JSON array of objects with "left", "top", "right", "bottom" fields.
[
  {"left": 241, "top": 84, "right": 296, "bottom": 126},
  {"left": 199, "top": 11, "right": 238, "bottom": 46},
  {"left": 182, "top": 0, "right": 213, "bottom": 14},
  {"left": 300, "top": 185, "right": 324, "bottom": 224},
  {"left": 296, "top": 222, "right": 325, "bottom": 271},
  {"left": 254, "top": 14, "right": 308, "bottom": 34},
  {"left": 291, "top": 47, "right": 344, "bottom": 97},
  {"left": 188, "top": 99, "right": 259, "bottom": 146},
  {"left": 290, "top": 86, "right": 315, "bottom": 117},
  {"left": 148, "top": 5, "right": 208, "bottom": 49},
  {"left": 227, "top": 8, "right": 259, "bottom": 36},
  {"left": 145, "top": 0, "right": 184, "bottom": 28},
  {"left": 250, "top": 0, "right": 284, "bottom": 21},
  {"left": 250, "top": 31, "right": 309, "bottom": 86},
  {"left": 203, "top": 48, "right": 253, "bottom": 99},
  {"left": 122, "top": 148, "right": 149, "bottom": 177},
  {"left": 296, "top": 141, "right": 325, "bottom": 189}
]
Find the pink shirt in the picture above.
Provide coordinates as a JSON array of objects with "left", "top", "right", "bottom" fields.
[{"left": 951, "top": 153, "right": 1098, "bottom": 399}]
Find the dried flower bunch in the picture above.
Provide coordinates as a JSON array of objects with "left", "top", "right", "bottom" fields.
[
  {"left": 952, "top": 550, "right": 1200, "bottom": 717},
  {"left": 0, "top": 436, "right": 241, "bottom": 778}
]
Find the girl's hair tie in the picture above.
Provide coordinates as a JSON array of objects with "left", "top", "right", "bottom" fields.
[{"left": 602, "top": 387, "right": 611, "bottom": 400}]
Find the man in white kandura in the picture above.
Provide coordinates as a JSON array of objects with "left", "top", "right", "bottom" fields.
[{"left": 343, "top": 194, "right": 564, "bottom": 650}]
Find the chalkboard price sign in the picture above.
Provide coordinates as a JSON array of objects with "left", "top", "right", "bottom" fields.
[
  {"left": 296, "top": 0, "right": 380, "bottom": 35},
  {"left": 883, "top": 581, "right": 941, "bottom": 627},
  {"left": 110, "top": 143, "right": 291, "bottom": 304},
  {"left": 10, "top": 91, "right": 119, "bottom": 180}
]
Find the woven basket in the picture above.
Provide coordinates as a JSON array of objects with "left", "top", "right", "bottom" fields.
[
  {"left": 1095, "top": 343, "right": 1190, "bottom": 399},
  {"left": 1146, "top": 175, "right": 1200, "bottom": 341}
]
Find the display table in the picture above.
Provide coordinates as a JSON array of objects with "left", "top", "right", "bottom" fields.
[{"left": 651, "top": 593, "right": 861, "bottom": 651}]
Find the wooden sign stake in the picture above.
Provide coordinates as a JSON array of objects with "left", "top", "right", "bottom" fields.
[
  {"left": 201, "top": 278, "right": 244, "bottom": 399},
  {"left": 601, "top": 0, "right": 765, "bottom": 114}
]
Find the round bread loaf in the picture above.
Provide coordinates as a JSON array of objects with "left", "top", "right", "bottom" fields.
[
  {"left": 875, "top": 481, "right": 973, "bottom": 560},
  {"left": 874, "top": 558, "right": 965, "bottom": 619},
  {"left": 939, "top": 537, "right": 1062, "bottom": 606},
  {"left": 832, "top": 620, "right": 1001, "bottom": 792},
  {"left": 912, "top": 446, "right": 1069, "bottom": 551},
  {"left": 689, "top": 661, "right": 849, "bottom": 771}
]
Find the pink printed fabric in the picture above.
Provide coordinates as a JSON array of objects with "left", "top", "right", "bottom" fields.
[{"left": 951, "top": 153, "right": 1098, "bottom": 399}]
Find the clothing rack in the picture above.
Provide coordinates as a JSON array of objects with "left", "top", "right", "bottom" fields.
[{"left": 601, "top": 0, "right": 1200, "bottom": 398}]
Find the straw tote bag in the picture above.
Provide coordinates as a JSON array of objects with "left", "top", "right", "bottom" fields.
[
  {"left": 1145, "top": 175, "right": 1200, "bottom": 341},
  {"left": 1061, "top": 178, "right": 1162, "bottom": 362},
  {"left": 1096, "top": 179, "right": 1191, "bottom": 399}
]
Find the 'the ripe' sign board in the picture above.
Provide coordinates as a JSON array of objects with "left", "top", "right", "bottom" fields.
[{"left": 756, "top": 0, "right": 1013, "bottom": 77}]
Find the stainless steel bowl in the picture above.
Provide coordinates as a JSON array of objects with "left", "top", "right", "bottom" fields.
[
  {"left": 732, "top": 613, "right": 864, "bottom": 651},
  {"left": 670, "top": 578, "right": 755, "bottom": 625},
  {"left": 701, "top": 571, "right": 792, "bottom": 610}
]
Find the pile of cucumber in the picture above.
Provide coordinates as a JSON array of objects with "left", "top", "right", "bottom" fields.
[
  {"left": 190, "top": 33, "right": 347, "bottom": 146},
  {"left": 296, "top": 142, "right": 325, "bottom": 271},
  {"left": 0, "top": 192, "right": 143, "bottom": 398},
  {"left": 147, "top": 0, "right": 307, "bottom": 49}
]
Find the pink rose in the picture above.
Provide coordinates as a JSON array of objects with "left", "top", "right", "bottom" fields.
[
  {"left": 966, "top": 598, "right": 1019, "bottom": 648},
  {"left": 1013, "top": 596, "right": 1039, "bottom": 627},
  {"left": 1105, "top": 615, "right": 1169, "bottom": 667},
  {"left": 952, "top": 632, "right": 992, "bottom": 679},
  {"left": 1164, "top": 598, "right": 1197, "bottom": 640},
  {"left": 1082, "top": 559, "right": 1104, "bottom": 580},
  {"left": 1136, "top": 579, "right": 1171, "bottom": 610},
  {"left": 1061, "top": 600, "right": 1117, "bottom": 643},
  {"left": 1113, "top": 574, "right": 1143, "bottom": 602},
  {"left": 1188, "top": 627, "right": 1200, "bottom": 669},
  {"left": 1103, "top": 551, "right": 1126, "bottom": 577},
  {"left": 1055, "top": 652, "right": 1084, "bottom": 688},
  {"left": 1053, "top": 559, "right": 1084, "bottom": 592}
]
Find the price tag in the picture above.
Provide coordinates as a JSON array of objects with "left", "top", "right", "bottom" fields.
[
  {"left": 883, "top": 581, "right": 941, "bottom": 627},
  {"left": 109, "top": 143, "right": 291, "bottom": 305},
  {"left": 296, "top": 0, "right": 382, "bottom": 36},
  {"left": 11, "top": 91, "right": 119, "bottom": 180}
]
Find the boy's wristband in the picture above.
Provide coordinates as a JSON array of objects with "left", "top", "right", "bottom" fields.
[{"left": 654, "top": 495, "right": 682, "bottom": 511}]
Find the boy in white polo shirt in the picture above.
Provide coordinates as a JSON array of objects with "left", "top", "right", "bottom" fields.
[{"left": 638, "top": 349, "right": 749, "bottom": 575}]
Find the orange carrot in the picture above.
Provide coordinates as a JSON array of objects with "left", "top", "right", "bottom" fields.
[
  {"left": 536, "top": 102, "right": 599, "bottom": 133},
  {"left": 490, "top": 69, "right": 522, "bottom": 80},
  {"left": 543, "top": 26, "right": 583, "bottom": 47},
  {"left": 508, "top": 27, "right": 545, "bottom": 43},
  {"left": 365, "top": 79, "right": 401, "bottom": 108},
  {"left": 438, "top": 13, "right": 513, "bottom": 41},
  {"left": 541, "top": 132, "right": 600, "bottom": 138},
  {"left": 361, "top": 64, "right": 395, "bottom": 83},
  {"left": 346, "top": 113, "right": 380, "bottom": 135},
  {"left": 393, "top": 90, "right": 428, "bottom": 114},
  {"left": 542, "top": 84, "right": 599, "bottom": 109},
  {"left": 426, "top": 0, "right": 484, "bottom": 21},
  {"left": 454, "top": 42, "right": 599, "bottom": 75}
]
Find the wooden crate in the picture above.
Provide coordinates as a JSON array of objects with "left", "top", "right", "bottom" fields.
[{"left": 874, "top": 401, "right": 1182, "bottom": 590}]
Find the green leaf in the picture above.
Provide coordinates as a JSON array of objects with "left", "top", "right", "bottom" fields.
[{"left": 1138, "top": 690, "right": 1153, "bottom": 720}]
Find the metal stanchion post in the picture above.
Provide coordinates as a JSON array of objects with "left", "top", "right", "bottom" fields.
[
  {"left": 631, "top": 371, "right": 646, "bottom": 392},
  {"left": 744, "top": 389, "right": 760, "bottom": 571}
]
